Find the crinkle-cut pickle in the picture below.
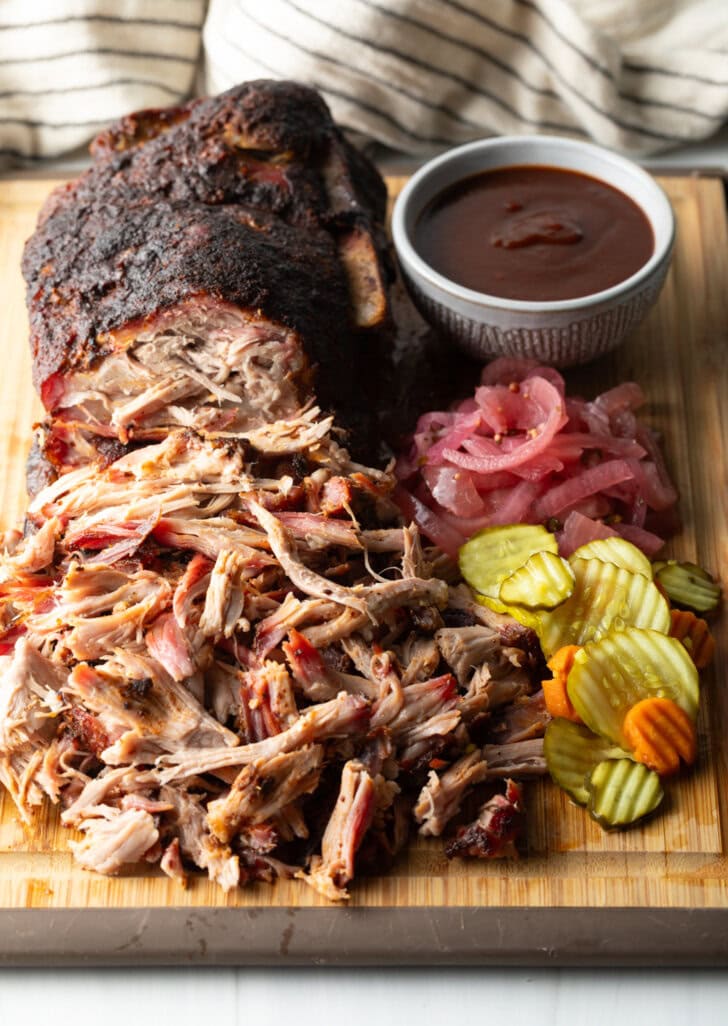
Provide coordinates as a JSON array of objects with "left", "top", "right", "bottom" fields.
[
  {"left": 653, "top": 560, "right": 722, "bottom": 614},
  {"left": 475, "top": 593, "right": 543, "bottom": 632},
  {"left": 570, "top": 537, "right": 653, "bottom": 579},
  {"left": 536, "top": 556, "right": 670, "bottom": 658},
  {"left": 567, "top": 626, "right": 700, "bottom": 748},
  {"left": 544, "top": 718, "right": 630, "bottom": 806},
  {"left": 587, "top": 758, "right": 664, "bottom": 829},
  {"left": 458, "top": 524, "right": 557, "bottom": 600},
  {"left": 499, "top": 550, "right": 575, "bottom": 610}
]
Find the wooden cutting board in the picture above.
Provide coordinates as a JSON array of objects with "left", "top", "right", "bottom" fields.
[{"left": 0, "top": 176, "right": 726, "bottom": 966}]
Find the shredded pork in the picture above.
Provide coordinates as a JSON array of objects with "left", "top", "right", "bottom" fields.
[
  {"left": 0, "top": 83, "right": 552, "bottom": 900},
  {"left": 0, "top": 412, "right": 549, "bottom": 895}
]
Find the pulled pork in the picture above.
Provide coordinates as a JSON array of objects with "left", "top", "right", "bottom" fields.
[
  {"left": 0, "top": 417, "right": 548, "bottom": 897},
  {"left": 0, "top": 82, "right": 549, "bottom": 900}
]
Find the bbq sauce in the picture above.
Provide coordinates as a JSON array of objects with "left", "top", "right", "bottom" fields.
[{"left": 414, "top": 165, "right": 654, "bottom": 302}]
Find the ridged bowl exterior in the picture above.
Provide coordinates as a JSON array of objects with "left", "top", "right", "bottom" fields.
[{"left": 401, "top": 257, "right": 671, "bottom": 368}]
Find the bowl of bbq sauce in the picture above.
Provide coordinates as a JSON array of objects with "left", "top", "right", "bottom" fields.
[{"left": 391, "top": 136, "right": 675, "bottom": 366}]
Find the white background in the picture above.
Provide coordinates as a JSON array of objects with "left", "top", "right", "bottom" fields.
[{"left": 2, "top": 966, "right": 728, "bottom": 1025}]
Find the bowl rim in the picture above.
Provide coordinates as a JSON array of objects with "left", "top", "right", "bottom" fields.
[{"left": 391, "top": 134, "right": 676, "bottom": 314}]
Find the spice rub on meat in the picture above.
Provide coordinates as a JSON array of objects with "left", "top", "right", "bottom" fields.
[
  {"left": 0, "top": 82, "right": 548, "bottom": 899},
  {"left": 23, "top": 79, "right": 391, "bottom": 484}
]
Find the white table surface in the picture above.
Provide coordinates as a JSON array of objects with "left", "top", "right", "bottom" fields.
[
  {"left": 1, "top": 966, "right": 728, "bottom": 1024},
  {"left": 1, "top": 130, "right": 727, "bottom": 1018}
]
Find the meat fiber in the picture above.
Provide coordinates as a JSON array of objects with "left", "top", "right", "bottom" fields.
[
  {"left": 0, "top": 639, "right": 67, "bottom": 819},
  {"left": 302, "top": 759, "right": 377, "bottom": 901},
  {"left": 1, "top": 417, "right": 548, "bottom": 894},
  {"left": 414, "top": 749, "right": 489, "bottom": 837},
  {"left": 207, "top": 745, "right": 324, "bottom": 844},
  {"left": 68, "top": 807, "right": 160, "bottom": 875},
  {"left": 445, "top": 780, "right": 525, "bottom": 860},
  {"left": 1, "top": 427, "right": 546, "bottom": 893}
]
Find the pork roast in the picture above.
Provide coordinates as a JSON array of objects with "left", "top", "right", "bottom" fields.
[{"left": 23, "top": 80, "right": 391, "bottom": 484}]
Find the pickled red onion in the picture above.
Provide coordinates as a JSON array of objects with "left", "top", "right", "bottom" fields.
[{"left": 395, "top": 358, "right": 679, "bottom": 557}]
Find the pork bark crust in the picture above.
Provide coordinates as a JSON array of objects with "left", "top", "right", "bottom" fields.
[{"left": 22, "top": 79, "right": 391, "bottom": 410}]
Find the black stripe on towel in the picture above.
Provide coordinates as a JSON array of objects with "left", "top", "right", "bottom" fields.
[
  {"left": 447, "top": 0, "right": 697, "bottom": 142},
  {"left": 1, "top": 48, "right": 197, "bottom": 66},
  {"left": 623, "top": 61, "right": 728, "bottom": 88},
  {"left": 0, "top": 15, "right": 200, "bottom": 31},
  {"left": 0, "top": 117, "right": 123, "bottom": 128},
  {"left": 272, "top": 0, "right": 584, "bottom": 135},
  {"left": 223, "top": 26, "right": 459, "bottom": 147},
  {"left": 356, "top": 0, "right": 562, "bottom": 102},
  {"left": 0, "top": 78, "right": 182, "bottom": 100}
]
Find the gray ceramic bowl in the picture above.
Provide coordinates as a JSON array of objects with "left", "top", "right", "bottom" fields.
[{"left": 391, "top": 136, "right": 675, "bottom": 367}]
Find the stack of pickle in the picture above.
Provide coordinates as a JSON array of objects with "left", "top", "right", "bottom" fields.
[{"left": 459, "top": 526, "right": 721, "bottom": 829}]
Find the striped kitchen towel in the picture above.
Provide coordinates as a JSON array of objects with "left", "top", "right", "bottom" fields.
[
  {"left": 0, "top": 0, "right": 727, "bottom": 164},
  {"left": 204, "top": 0, "right": 728, "bottom": 156},
  {"left": 0, "top": 0, "right": 205, "bottom": 164}
]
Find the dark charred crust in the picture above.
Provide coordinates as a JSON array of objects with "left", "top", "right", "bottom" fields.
[
  {"left": 441, "top": 607, "right": 479, "bottom": 629},
  {"left": 22, "top": 80, "right": 390, "bottom": 405},
  {"left": 410, "top": 605, "right": 445, "bottom": 634},
  {"left": 126, "top": 677, "right": 153, "bottom": 701},
  {"left": 289, "top": 453, "right": 309, "bottom": 482},
  {"left": 30, "top": 417, "right": 134, "bottom": 479},
  {"left": 90, "top": 104, "right": 193, "bottom": 156},
  {"left": 64, "top": 706, "right": 110, "bottom": 758},
  {"left": 94, "top": 437, "right": 132, "bottom": 468},
  {"left": 445, "top": 782, "right": 525, "bottom": 860},
  {"left": 25, "top": 205, "right": 349, "bottom": 400},
  {"left": 500, "top": 623, "right": 544, "bottom": 674},
  {"left": 444, "top": 801, "right": 523, "bottom": 859}
]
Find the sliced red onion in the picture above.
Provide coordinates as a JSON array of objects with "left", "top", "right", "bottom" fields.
[
  {"left": 594, "top": 381, "right": 646, "bottom": 415},
  {"left": 535, "top": 459, "right": 635, "bottom": 520},
  {"left": 394, "top": 358, "right": 678, "bottom": 558},
  {"left": 556, "top": 512, "right": 619, "bottom": 557},
  {"left": 393, "top": 485, "right": 463, "bottom": 558},
  {"left": 423, "top": 465, "right": 485, "bottom": 518},
  {"left": 480, "top": 356, "right": 540, "bottom": 386},
  {"left": 612, "top": 523, "right": 665, "bottom": 557}
]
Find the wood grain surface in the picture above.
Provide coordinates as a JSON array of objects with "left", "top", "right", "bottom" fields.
[{"left": 0, "top": 176, "right": 726, "bottom": 914}]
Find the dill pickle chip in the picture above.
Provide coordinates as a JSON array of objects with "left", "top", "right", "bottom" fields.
[
  {"left": 475, "top": 593, "right": 543, "bottom": 632},
  {"left": 536, "top": 556, "right": 670, "bottom": 658},
  {"left": 571, "top": 537, "right": 652, "bottom": 578},
  {"left": 567, "top": 626, "right": 700, "bottom": 747},
  {"left": 653, "top": 560, "right": 722, "bottom": 614},
  {"left": 459, "top": 524, "right": 558, "bottom": 600},
  {"left": 498, "top": 550, "right": 575, "bottom": 610},
  {"left": 544, "top": 719, "right": 631, "bottom": 806},
  {"left": 587, "top": 758, "right": 663, "bottom": 830}
]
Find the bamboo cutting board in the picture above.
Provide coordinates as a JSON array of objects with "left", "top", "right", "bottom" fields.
[{"left": 0, "top": 176, "right": 726, "bottom": 966}]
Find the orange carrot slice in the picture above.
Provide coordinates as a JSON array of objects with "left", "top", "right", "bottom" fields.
[
  {"left": 622, "top": 697, "right": 697, "bottom": 776},
  {"left": 669, "top": 608, "right": 715, "bottom": 670},
  {"left": 542, "top": 645, "right": 582, "bottom": 722}
]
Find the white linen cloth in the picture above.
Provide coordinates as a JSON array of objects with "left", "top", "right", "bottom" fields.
[
  {"left": 0, "top": 0, "right": 206, "bottom": 163},
  {"left": 0, "top": 0, "right": 726, "bottom": 163},
  {"left": 204, "top": 0, "right": 728, "bottom": 155}
]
